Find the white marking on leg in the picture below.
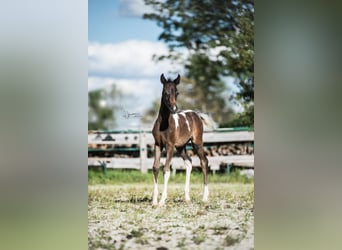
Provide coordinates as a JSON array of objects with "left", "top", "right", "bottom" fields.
[
  {"left": 172, "top": 114, "right": 179, "bottom": 129},
  {"left": 152, "top": 178, "right": 159, "bottom": 206},
  {"left": 184, "top": 160, "right": 192, "bottom": 202},
  {"left": 203, "top": 184, "right": 209, "bottom": 202},
  {"left": 180, "top": 112, "right": 190, "bottom": 131},
  {"left": 159, "top": 171, "right": 170, "bottom": 206}
]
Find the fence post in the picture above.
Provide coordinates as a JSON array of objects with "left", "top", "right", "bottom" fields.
[
  {"left": 100, "top": 161, "right": 107, "bottom": 176},
  {"left": 226, "top": 163, "right": 232, "bottom": 175},
  {"left": 140, "top": 131, "right": 148, "bottom": 173}
]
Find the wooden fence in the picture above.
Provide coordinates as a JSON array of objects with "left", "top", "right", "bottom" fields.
[{"left": 88, "top": 128, "right": 254, "bottom": 174}]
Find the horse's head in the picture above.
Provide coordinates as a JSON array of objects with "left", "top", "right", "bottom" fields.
[{"left": 160, "top": 73, "right": 180, "bottom": 114}]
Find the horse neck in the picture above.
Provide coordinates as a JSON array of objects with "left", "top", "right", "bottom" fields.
[{"left": 158, "top": 99, "right": 171, "bottom": 130}]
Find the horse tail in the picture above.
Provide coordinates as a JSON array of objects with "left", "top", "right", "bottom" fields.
[{"left": 196, "top": 112, "right": 217, "bottom": 130}]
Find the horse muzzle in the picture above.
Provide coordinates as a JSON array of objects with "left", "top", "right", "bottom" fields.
[{"left": 170, "top": 105, "right": 177, "bottom": 114}]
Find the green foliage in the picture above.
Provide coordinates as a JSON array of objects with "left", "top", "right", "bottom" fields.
[
  {"left": 140, "top": 99, "right": 160, "bottom": 125},
  {"left": 141, "top": 73, "right": 235, "bottom": 125},
  {"left": 185, "top": 54, "right": 233, "bottom": 124},
  {"left": 88, "top": 84, "right": 122, "bottom": 130},
  {"left": 220, "top": 104, "right": 254, "bottom": 127},
  {"left": 143, "top": 0, "right": 254, "bottom": 125}
]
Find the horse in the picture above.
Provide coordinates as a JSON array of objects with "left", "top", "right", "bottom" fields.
[{"left": 152, "top": 73, "right": 212, "bottom": 206}]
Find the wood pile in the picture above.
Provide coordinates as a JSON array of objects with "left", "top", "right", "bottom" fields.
[{"left": 88, "top": 142, "right": 254, "bottom": 158}]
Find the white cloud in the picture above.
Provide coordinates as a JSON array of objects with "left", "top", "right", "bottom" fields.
[
  {"left": 88, "top": 76, "right": 162, "bottom": 100},
  {"left": 88, "top": 40, "right": 182, "bottom": 78},
  {"left": 88, "top": 76, "right": 160, "bottom": 129},
  {"left": 87, "top": 39, "right": 242, "bottom": 129},
  {"left": 118, "top": 0, "right": 153, "bottom": 17},
  {"left": 88, "top": 39, "right": 186, "bottom": 129},
  {"left": 88, "top": 39, "right": 184, "bottom": 100}
]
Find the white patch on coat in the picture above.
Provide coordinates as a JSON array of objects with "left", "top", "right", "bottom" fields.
[
  {"left": 179, "top": 112, "right": 191, "bottom": 131},
  {"left": 172, "top": 114, "right": 179, "bottom": 129},
  {"left": 184, "top": 160, "right": 192, "bottom": 201},
  {"left": 152, "top": 178, "right": 158, "bottom": 206},
  {"left": 203, "top": 184, "right": 209, "bottom": 202},
  {"left": 159, "top": 171, "right": 170, "bottom": 206}
]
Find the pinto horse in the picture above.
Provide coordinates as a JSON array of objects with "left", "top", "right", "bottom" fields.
[{"left": 152, "top": 73, "right": 211, "bottom": 206}]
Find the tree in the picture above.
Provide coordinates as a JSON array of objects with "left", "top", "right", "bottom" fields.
[
  {"left": 143, "top": 0, "right": 254, "bottom": 126},
  {"left": 183, "top": 54, "right": 233, "bottom": 124},
  {"left": 88, "top": 84, "right": 122, "bottom": 130},
  {"left": 141, "top": 74, "right": 235, "bottom": 126},
  {"left": 141, "top": 98, "right": 160, "bottom": 125}
]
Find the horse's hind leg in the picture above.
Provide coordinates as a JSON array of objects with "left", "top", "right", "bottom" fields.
[
  {"left": 177, "top": 146, "right": 192, "bottom": 203},
  {"left": 193, "top": 143, "right": 209, "bottom": 202}
]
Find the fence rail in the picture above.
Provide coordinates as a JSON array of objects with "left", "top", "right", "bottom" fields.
[{"left": 88, "top": 128, "right": 254, "bottom": 173}]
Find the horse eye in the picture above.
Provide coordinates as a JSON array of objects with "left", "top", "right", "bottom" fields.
[{"left": 176, "top": 91, "right": 179, "bottom": 96}]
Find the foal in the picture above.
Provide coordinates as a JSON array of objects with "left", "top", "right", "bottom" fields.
[{"left": 152, "top": 74, "right": 209, "bottom": 206}]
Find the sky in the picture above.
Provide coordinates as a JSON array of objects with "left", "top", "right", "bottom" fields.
[
  {"left": 88, "top": 0, "right": 238, "bottom": 130},
  {"left": 88, "top": 0, "right": 185, "bottom": 129},
  {"left": 89, "top": 0, "right": 161, "bottom": 43}
]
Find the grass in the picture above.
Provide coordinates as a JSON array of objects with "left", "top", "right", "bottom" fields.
[
  {"left": 88, "top": 167, "right": 254, "bottom": 249},
  {"left": 224, "top": 234, "right": 240, "bottom": 246},
  {"left": 88, "top": 183, "right": 254, "bottom": 249},
  {"left": 192, "top": 225, "right": 206, "bottom": 245},
  {"left": 88, "top": 168, "right": 253, "bottom": 185}
]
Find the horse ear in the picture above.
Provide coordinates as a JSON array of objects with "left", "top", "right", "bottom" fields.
[
  {"left": 160, "top": 74, "right": 167, "bottom": 84},
  {"left": 174, "top": 74, "right": 180, "bottom": 85}
]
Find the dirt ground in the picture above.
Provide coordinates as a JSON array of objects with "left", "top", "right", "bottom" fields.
[{"left": 88, "top": 183, "right": 254, "bottom": 250}]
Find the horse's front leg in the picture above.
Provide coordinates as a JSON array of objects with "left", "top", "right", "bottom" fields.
[
  {"left": 152, "top": 145, "right": 161, "bottom": 207},
  {"left": 159, "top": 144, "right": 174, "bottom": 206}
]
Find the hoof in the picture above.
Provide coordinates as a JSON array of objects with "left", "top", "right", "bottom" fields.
[
  {"left": 185, "top": 198, "right": 191, "bottom": 204},
  {"left": 158, "top": 201, "right": 165, "bottom": 206}
]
